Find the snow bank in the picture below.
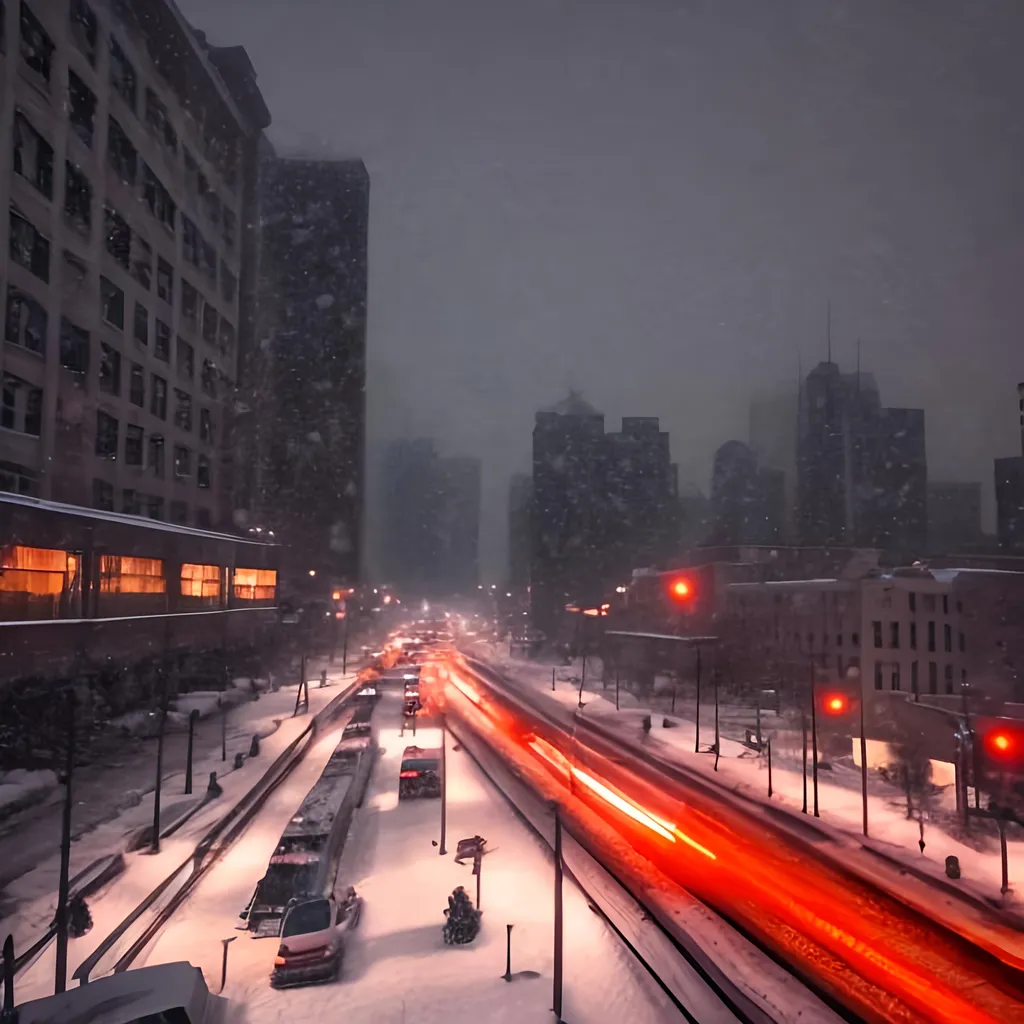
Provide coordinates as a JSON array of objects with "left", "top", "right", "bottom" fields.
[{"left": 0, "top": 769, "right": 58, "bottom": 821}]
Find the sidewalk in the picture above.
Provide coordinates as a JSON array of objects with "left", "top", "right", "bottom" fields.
[
  {"left": 0, "top": 660, "right": 361, "bottom": 957},
  {"left": 475, "top": 645, "right": 1022, "bottom": 909}
]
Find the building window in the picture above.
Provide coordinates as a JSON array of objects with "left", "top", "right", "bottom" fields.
[
  {"left": 201, "top": 302, "right": 218, "bottom": 345},
  {"left": 59, "top": 317, "right": 89, "bottom": 375},
  {"left": 170, "top": 500, "right": 187, "bottom": 525},
  {"left": 909, "top": 591, "right": 916, "bottom": 613},
  {"left": 147, "top": 433, "right": 164, "bottom": 477},
  {"left": 959, "top": 631, "right": 965, "bottom": 653},
  {"left": 150, "top": 374, "right": 167, "bottom": 419},
  {"left": 233, "top": 568, "right": 277, "bottom": 601},
  {"left": 157, "top": 258, "right": 173, "bottom": 303},
  {"left": 218, "top": 318, "right": 235, "bottom": 353},
  {"left": 142, "top": 164, "right": 175, "bottom": 231},
  {"left": 942, "top": 594, "right": 949, "bottom": 616},
  {"left": 195, "top": 507, "right": 211, "bottom": 528},
  {"left": 220, "top": 263, "right": 236, "bottom": 303},
  {"left": 2, "top": 374, "right": 42, "bottom": 435},
  {"left": 129, "top": 362, "right": 144, "bottom": 406},
  {"left": 872, "top": 621, "right": 882, "bottom": 648},
  {"left": 144, "top": 88, "right": 176, "bottom": 152},
  {"left": 125, "top": 423, "right": 143, "bottom": 465},
  {"left": 173, "top": 444, "right": 191, "bottom": 479},
  {"left": 852, "top": 631, "right": 859, "bottom": 647},
  {"left": 92, "top": 477, "right": 113, "bottom": 510},
  {"left": 64, "top": 161, "right": 92, "bottom": 235},
  {"left": 944, "top": 663, "right": 953, "bottom": 695},
  {"left": 202, "top": 184, "right": 221, "bottom": 225},
  {"left": 928, "top": 661, "right": 937, "bottom": 695},
  {"left": 181, "top": 562, "right": 221, "bottom": 602},
  {"left": 201, "top": 239, "right": 217, "bottom": 284},
  {"left": 176, "top": 337, "right": 194, "bottom": 380},
  {"left": 927, "top": 621, "right": 935, "bottom": 652},
  {"left": 109, "top": 35, "right": 136, "bottom": 110},
  {"left": 909, "top": 621, "right": 917, "bottom": 650},
  {"left": 891, "top": 664, "right": 900, "bottom": 691},
  {"left": 155, "top": 319, "right": 170, "bottom": 362},
  {"left": 19, "top": 2, "right": 54, "bottom": 84},
  {"left": 68, "top": 70, "right": 97, "bottom": 146},
  {"left": 174, "top": 388, "right": 192, "bottom": 431},
  {"left": 122, "top": 487, "right": 140, "bottom": 514},
  {"left": 873, "top": 662, "right": 883, "bottom": 691},
  {"left": 100, "top": 276, "right": 124, "bottom": 329},
  {"left": 943, "top": 623, "right": 952, "bottom": 653},
  {"left": 889, "top": 622, "right": 899, "bottom": 649},
  {"left": 131, "top": 234, "right": 152, "bottom": 289},
  {"left": 197, "top": 454, "right": 211, "bottom": 489},
  {"left": 223, "top": 208, "right": 236, "bottom": 250},
  {"left": 0, "top": 461, "right": 39, "bottom": 496},
  {"left": 95, "top": 409, "right": 117, "bottom": 458},
  {"left": 104, "top": 206, "right": 130, "bottom": 268},
  {"left": 100, "top": 555, "right": 165, "bottom": 594},
  {"left": 201, "top": 358, "right": 217, "bottom": 398},
  {"left": 98, "top": 341, "right": 120, "bottom": 395},
  {"left": 9, "top": 208, "right": 50, "bottom": 282},
  {"left": 199, "top": 407, "right": 213, "bottom": 443},
  {"left": 69, "top": 0, "right": 97, "bottom": 64},
  {"left": 181, "top": 279, "right": 198, "bottom": 329},
  {"left": 13, "top": 112, "right": 54, "bottom": 198},
  {"left": 5, "top": 286, "right": 46, "bottom": 355},
  {"left": 133, "top": 301, "right": 148, "bottom": 346},
  {"left": 911, "top": 660, "right": 918, "bottom": 696},
  {"left": 107, "top": 117, "right": 137, "bottom": 185},
  {"left": 146, "top": 495, "right": 163, "bottom": 520},
  {"left": 182, "top": 215, "right": 200, "bottom": 266},
  {"left": 956, "top": 600, "right": 963, "bottom": 614}
]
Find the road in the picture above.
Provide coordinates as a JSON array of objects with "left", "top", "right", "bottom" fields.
[{"left": 446, "top": 653, "right": 1024, "bottom": 1024}]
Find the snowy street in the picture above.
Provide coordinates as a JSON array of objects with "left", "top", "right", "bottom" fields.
[{"left": 155, "top": 687, "right": 676, "bottom": 1023}]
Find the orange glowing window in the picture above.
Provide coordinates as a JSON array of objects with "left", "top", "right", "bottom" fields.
[
  {"left": 181, "top": 562, "right": 222, "bottom": 599},
  {"left": 232, "top": 567, "right": 277, "bottom": 601},
  {"left": 100, "top": 555, "right": 166, "bottom": 594},
  {"left": 0, "top": 545, "right": 72, "bottom": 596}
]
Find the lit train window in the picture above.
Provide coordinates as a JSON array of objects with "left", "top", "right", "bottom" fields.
[
  {"left": 100, "top": 555, "right": 166, "bottom": 594},
  {"left": 233, "top": 567, "right": 276, "bottom": 600},
  {"left": 181, "top": 562, "right": 223, "bottom": 600}
]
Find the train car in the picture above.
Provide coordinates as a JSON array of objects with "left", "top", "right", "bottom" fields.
[
  {"left": 242, "top": 731, "right": 375, "bottom": 936},
  {"left": 0, "top": 491, "right": 279, "bottom": 685}
]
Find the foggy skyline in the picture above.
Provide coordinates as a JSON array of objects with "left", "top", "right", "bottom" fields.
[{"left": 182, "top": 0, "right": 1024, "bottom": 576}]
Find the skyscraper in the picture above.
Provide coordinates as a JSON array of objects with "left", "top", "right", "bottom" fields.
[
  {"left": 238, "top": 157, "right": 369, "bottom": 592},
  {"left": 437, "top": 456, "right": 481, "bottom": 594},
  {"left": 710, "top": 441, "right": 786, "bottom": 546},
  {"left": 928, "top": 482, "right": 983, "bottom": 554},
  {"left": 797, "top": 362, "right": 926, "bottom": 554}
]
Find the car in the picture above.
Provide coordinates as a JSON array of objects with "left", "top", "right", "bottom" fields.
[
  {"left": 398, "top": 745, "right": 441, "bottom": 799},
  {"left": 270, "top": 889, "right": 362, "bottom": 989}
]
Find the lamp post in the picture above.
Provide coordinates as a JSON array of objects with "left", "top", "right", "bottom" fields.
[{"left": 54, "top": 690, "right": 76, "bottom": 994}]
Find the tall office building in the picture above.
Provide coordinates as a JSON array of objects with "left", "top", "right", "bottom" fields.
[
  {"left": 507, "top": 472, "right": 532, "bottom": 587},
  {"left": 239, "top": 157, "right": 369, "bottom": 591},
  {"left": 710, "top": 440, "right": 784, "bottom": 546},
  {"left": 797, "top": 362, "right": 926, "bottom": 554},
  {"left": 928, "top": 482, "right": 983, "bottom": 554},
  {"left": 0, "top": 2, "right": 269, "bottom": 526},
  {"left": 437, "top": 455, "right": 480, "bottom": 594},
  {"left": 749, "top": 388, "right": 798, "bottom": 540}
]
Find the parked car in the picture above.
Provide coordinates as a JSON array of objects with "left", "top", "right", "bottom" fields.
[{"left": 398, "top": 745, "right": 441, "bottom": 799}]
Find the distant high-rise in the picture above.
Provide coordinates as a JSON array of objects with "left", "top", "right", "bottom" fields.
[
  {"left": 797, "top": 362, "right": 926, "bottom": 555},
  {"left": 237, "top": 157, "right": 369, "bottom": 592},
  {"left": 507, "top": 473, "right": 532, "bottom": 587},
  {"left": 749, "top": 389, "right": 798, "bottom": 540},
  {"left": 530, "top": 393, "right": 677, "bottom": 635},
  {"left": 437, "top": 456, "right": 481, "bottom": 594},
  {"left": 710, "top": 441, "right": 784, "bottom": 546},
  {"left": 928, "top": 482, "right": 983, "bottom": 554},
  {"left": 995, "top": 382, "right": 1024, "bottom": 553},
  {"left": 379, "top": 439, "right": 443, "bottom": 589}
]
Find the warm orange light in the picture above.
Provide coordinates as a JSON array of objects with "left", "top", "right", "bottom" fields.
[
  {"left": 668, "top": 577, "right": 693, "bottom": 601},
  {"left": 332, "top": 590, "right": 342, "bottom": 601},
  {"left": 582, "top": 608, "right": 600, "bottom": 617},
  {"left": 993, "top": 733, "right": 1011, "bottom": 753},
  {"left": 571, "top": 767, "right": 678, "bottom": 843},
  {"left": 383, "top": 594, "right": 393, "bottom": 605}
]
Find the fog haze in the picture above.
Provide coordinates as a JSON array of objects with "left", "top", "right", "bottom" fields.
[{"left": 181, "top": 0, "right": 1024, "bottom": 576}]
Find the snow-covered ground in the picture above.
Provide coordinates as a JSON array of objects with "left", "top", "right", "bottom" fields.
[
  {"left": 474, "top": 645, "right": 1022, "bottom": 910},
  {"left": 2, "top": 666, "right": 361, "bottom": 986},
  {"left": 142, "top": 688, "right": 676, "bottom": 1024}
]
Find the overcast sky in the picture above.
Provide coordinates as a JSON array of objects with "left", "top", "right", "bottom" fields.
[{"left": 182, "top": 0, "right": 1024, "bottom": 577}]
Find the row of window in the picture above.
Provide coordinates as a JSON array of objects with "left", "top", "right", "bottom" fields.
[
  {"left": 94, "top": 411, "right": 212, "bottom": 487},
  {"left": 21, "top": 0, "right": 238, "bottom": 193},
  {"left": 873, "top": 660, "right": 964, "bottom": 697},
  {"left": 90, "top": 480, "right": 211, "bottom": 527},
  {"left": 95, "top": 327, "right": 218, "bottom": 402},
  {"left": 906, "top": 591, "right": 960, "bottom": 616},
  {"left": 871, "top": 620, "right": 964, "bottom": 654}
]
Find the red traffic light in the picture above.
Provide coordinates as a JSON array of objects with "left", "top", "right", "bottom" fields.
[
  {"left": 976, "top": 717, "right": 1024, "bottom": 768},
  {"left": 666, "top": 575, "right": 694, "bottom": 602}
]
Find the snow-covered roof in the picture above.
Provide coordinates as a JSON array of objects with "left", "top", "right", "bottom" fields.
[
  {"left": 604, "top": 631, "right": 719, "bottom": 643},
  {"left": 0, "top": 491, "right": 275, "bottom": 547},
  {"left": 930, "top": 567, "right": 1024, "bottom": 581},
  {"left": 544, "top": 390, "right": 602, "bottom": 417},
  {"left": 17, "top": 961, "right": 210, "bottom": 1024},
  {"left": 728, "top": 578, "right": 853, "bottom": 590}
]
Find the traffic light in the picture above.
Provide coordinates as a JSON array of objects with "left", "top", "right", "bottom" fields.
[
  {"left": 977, "top": 718, "right": 1024, "bottom": 768},
  {"left": 821, "top": 692, "right": 851, "bottom": 716},
  {"left": 665, "top": 574, "right": 695, "bottom": 604}
]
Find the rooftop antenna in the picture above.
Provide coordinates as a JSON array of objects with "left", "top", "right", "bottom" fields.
[{"left": 826, "top": 300, "right": 832, "bottom": 364}]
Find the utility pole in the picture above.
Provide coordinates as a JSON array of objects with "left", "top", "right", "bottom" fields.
[
  {"left": 151, "top": 694, "right": 168, "bottom": 854},
  {"left": 439, "top": 723, "right": 447, "bottom": 855},
  {"left": 694, "top": 646, "right": 702, "bottom": 754},
  {"left": 553, "top": 808, "right": 564, "bottom": 1022},
  {"left": 54, "top": 690, "right": 76, "bottom": 994},
  {"left": 859, "top": 695, "right": 869, "bottom": 837},
  {"left": 810, "top": 661, "right": 820, "bottom": 817}
]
